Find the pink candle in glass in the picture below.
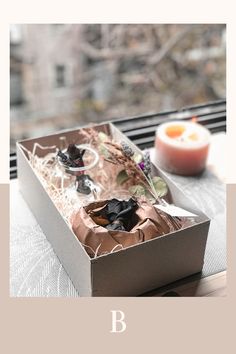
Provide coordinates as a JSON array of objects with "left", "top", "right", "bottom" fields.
[{"left": 155, "top": 120, "right": 211, "bottom": 176}]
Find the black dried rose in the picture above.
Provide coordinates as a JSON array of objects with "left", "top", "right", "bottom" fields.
[
  {"left": 57, "top": 150, "right": 69, "bottom": 163},
  {"left": 121, "top": 141, "right": 134, "bottom": 157},
  {"left": 67, "top": 144, "right": 85, "bottom": 161},
  {"left": 93, "top": 198, "right": 138, "bottom": 231},
  {"left": 106, "top": 198, "right": 137, "bottom": 221},
  {"left": 58, "top": 144, "right": 86, "bottom": 168},
  {"left": 76, "top": 174, "right": 94, "bottom": 195},
  {"left": 106, "top": 219, "right": 126, "bottom": 231}
]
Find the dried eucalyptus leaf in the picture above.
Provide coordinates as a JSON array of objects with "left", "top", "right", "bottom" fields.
[
  {"left": 152, "top": 176, "right": 168, "bottom": 197},
  {"left": 99, "top": 144, "right": 110, "bottom": 158},
  {"left": 145, "top": 190, "right": 156, "bottom": 204},
  {"left": 98, "top": 132, "right": 109, "bottom": 142},
  {"left": 116, "top": 170, "right": 129, "bottom": 185},
  {"left": 129, "top": 185, "right": 146, "bottom": 197}
]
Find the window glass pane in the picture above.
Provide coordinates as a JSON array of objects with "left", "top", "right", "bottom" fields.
[
  {"left": 10, "top": 71, "right": 23, "bottom": 105},
  {"left": 55, "top": 65, "right": 66, "bottom": 87},
  {"left": 10, "top": 24, "right": 226, "bottom": 152}
]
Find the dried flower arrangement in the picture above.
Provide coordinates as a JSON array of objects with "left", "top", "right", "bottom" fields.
[{"left": 99, "top": 137, "right": 168, "bottom": 200}]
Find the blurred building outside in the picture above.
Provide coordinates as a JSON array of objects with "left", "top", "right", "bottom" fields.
[{"left": 10, "top": 24, "right": 226, "bottom": 152}]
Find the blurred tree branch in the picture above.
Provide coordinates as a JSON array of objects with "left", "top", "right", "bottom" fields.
[
  {"left": 148, "top": 25, "right": 192, "bottom": 65},
  {"left": 80, "top": 25, "right": 192, "bottom": 63},
  {"left": 79, "top": 41, "right": 153, "bottom": 59}
]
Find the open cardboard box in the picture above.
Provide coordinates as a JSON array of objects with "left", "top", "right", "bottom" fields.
[{"left": 16, "top": 122, "right": 210, "bottom": 296}]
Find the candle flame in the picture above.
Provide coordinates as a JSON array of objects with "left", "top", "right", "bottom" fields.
[{"left": 191, "top": 116, "right": 198, "bottom": 123}]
